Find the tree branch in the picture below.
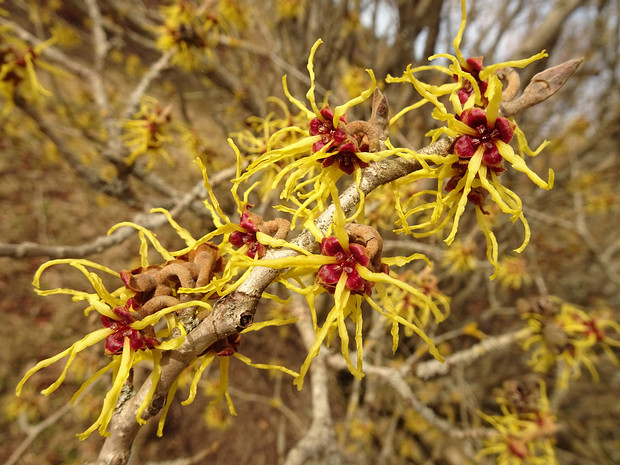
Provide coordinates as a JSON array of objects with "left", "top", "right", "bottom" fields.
[{"left": 94, "top": 138, "right": 451, "bottom": 465}]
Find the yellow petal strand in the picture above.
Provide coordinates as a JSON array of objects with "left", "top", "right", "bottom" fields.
[
  {"left": 157, "top": 376, "right": 180, "bottom": 437},
  {"left": 479, "top": 50, "right": 548, "bottom": 80},
  {"left": 382, "top": 253, "right": 431, "bottom": 268},
  {"left": 352, "top": 297, "right": 364, "bottom": 373},
  {"left": 228, "top": 139, "right": 245, "bottom": 212},
  {"left": 306, "top": 39, "right": 324, "bottom": 117},
  {"left": 294, "top": 304, "right": 340, "bottom": 390},
  {"left": 364, "top": 291, "right": 443, "bottom": 362},
  {"left": 282, "top": 75, "right": 315, "bottom": 120},
  {"left": 24, "top": 54, "right": 52, "bottom": 96},
  {"left": 32, "top": 259, "right": 119, "bottom": 288},
  {"left": 182, "top": 353, "right": 216, "bottom": 406},
  {"left": 333, "top": 276, "right": 362, "bottom": 379},
  {"left": 476, "top": 208, "right": 499, "bottom": 274},
  {"left": 232, "top": 254, "right": 334, "bottom": 271},
  {"left": 16, "top": 328, "right": 113, "bottom": 396},
  {"left": 484, "top": 75, "right": 503, "bottom": 127},
  {"left": 513, "top": 212, "right": 531, "bottom": 254},
  {"left": 329, "top": 181, "right": 349, "bottom": 250},
  {"left": 514, "top": 124, "right": 550, "bottom": 157},
  {"left": 156, "top": 319, "right": 187, "bottom": 351},
  {"left": 445, "top": 149, "right": 483, "bottom": 245},
  {"left": 242, "top": 318, "right": 298, "bottom": 333},
  {"left": 347, "top": 168, "right": 366, "bottom": 223},
  {"left": 214, "top": 356, "right": 237, "bottom": 415},
  {"left": 233, "top": 352, "right": 299, "bottom": 377},
  {"left": 150, "top": 207, "right": 195, "bottom": 247},
  {"left": 136, "top": 350, "right": 163, "bottom": 424},
  {"left": 107, "top": 222, "right": 174, "bottom": 261},
  {"left": 356, "top": 265, "right": 444, "bottom": 323},
  {"left": 138, "top": 231, "right": 149, "bottom": 268},
  {"left": 453, "top": 0, "right": 468, "bottom": 66},
  {"left": 78, "top": 339, "right": 136, "bottom": 440},
  {"left": 71, "top": 360, "right": 116, "bottom": 403},
  {"left": 255, "top": 232, "right": 312, "bottom": 256},
  {"left": 389, "top": 99, "right": 428, "bottom": 126},
  {"left": 194, "top": 157, "right": 230, "bottom": 225},
  {"left": 333, "top": 69, "right": 376, "bottom": 126},
  {"left": 132, "top": 300, "right": 211, "bottom": 329},
  {"left": 496, "top": 140, "right": 554, "bottom": 189},
  {"left": 477, "top": 166, "right": 520, "bottom": 216}
]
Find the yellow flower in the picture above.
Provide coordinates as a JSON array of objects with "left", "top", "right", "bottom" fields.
[
  {"left": 521, "top": 298, "right": 620, "bottom": 388},
  {"left": 15, "top": 257, "right": 196, "bottom": 439},
  {"left": 0, "top": 28, "right": 67, "bottom": 112},
  {"left": 16, "top": 157, "right": 303, "bottom": 438},
  {"left": 478, "top": 380, "right": 559, "bottom": 465},
  {"left": 234, "top": 39, "right": 394, "bottom": 228},
  {"left": 231, "top": 219, "right": 445, "bottom": 389},
  {"left": 122, "top": 97, "right": 174, "bottom": 169},
  {"left": 442, "top": 239, "right": 477, "bottom": 274},
  {"left": 156, "top": 1, "right": 227, "bottom": 70},
  {"left": 387, "top": 0, "right": 553, "bottom": 275}
]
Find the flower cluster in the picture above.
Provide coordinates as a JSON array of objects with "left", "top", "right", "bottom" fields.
[
  {"left": 309, "top": 106, "right": 368, "bottom": 175},
  {"left": 521, "top": 297, "right": 620, "bottom": 387},
  {"left": 100, "top": 300, "right": 159, "bottom": 354},
  {"left": 232, "top": 221, "right": 446, "bottom": 388},
  {"left": 15, "top": 159, "right": 299, "bottom": 439},
  {"left": 156, "top": 0, "right": 225, "bottom": 70},
  {"left": 478, "top": 380, "right": 559, "bottom": 465},
  {"left": 122, "top": 97, "right": 174, "bottom": 169},
  {"left": 233, "top": 39, "right": 393, "bottom": 228},
  {"left": 0, "top": 30, "right": 61, "bottom": 112},
  {"left": 229, "top": 204, "right": 290, "bottom": 259},
  {"left": 387, "top": 0, "right": 553, "bottom": 273},
  {"left": 454, "top": 56, "right": 487, "bottom": 104},
  {"left": 15, "top": 255, "right": 195, "bottom": 439},
  {"left": 316, "top": 236, "right": 379, "bottom": 296}
]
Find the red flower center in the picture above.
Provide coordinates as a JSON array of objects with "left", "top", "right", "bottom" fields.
[
  {"left": 230, "top": 206, "right": 266, "bottom": 259},
  {"left": 453, "top": 108, "right": 515, "bottom": 168},
  {"left": 101, "top": 300, "right": 159, "bottom": 355},
  {"left": 316, "top": 236, "right": 373, "bottom": 295},
  {"left": 309, "top": 106, "right": 369, "bottom": 175}
]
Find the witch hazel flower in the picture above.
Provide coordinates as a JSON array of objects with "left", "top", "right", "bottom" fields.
[
  {"left": 388, "top": 1, "right": 553, "bottom": 273},
  {"left": 229, "top": 204, "right": 290, "bottom": 259},
  {"left": 230, "top": 204, "right": 265, "bottom": 259},
  {"left": 445, "top": 107, "right": 516, "bottom": 210},
  {"left": 453, "top": 108, "right": 515, "bottom": 168},
  {"left": 309, "top": 106, "right": 368, "bottom": 175},
  {"left": 233, "top": 39, "right": 394, "bottom": 229},
  {"left": 454, "top": 56, "right": 488, "bottom": 105},
  {"left": 101, "top": 299, "right": 159, "bottom": 355},
  {"left": 316, "top": 236, "right": 376, "bottom": 296}
]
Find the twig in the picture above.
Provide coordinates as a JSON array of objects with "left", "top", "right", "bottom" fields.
[
  {"left": 144, "top": 441, "right": 221, "bottom": 465},
  {"left": 227, "top": 386, "right": 306, "bottom": 436},
  {"left": 415, "top": 328, "right": 531, "bottom": 380},
  {"left": 94, "top": 139, "right": 451, "bottom": 465},
  {"left": 283, "top": 295, "right": 342, "bottom": 465},
  {"left": 121, "top": 50, "right": 174, "bottom": 120},
  {"left": 0, "top": 166, "right": 238, "bottom": 259},
  {"left": 85, "top": 0, "right": 111, "bottom": 74},
  {"left": 327, "top": 356, "right": 495, "bottom": 440},
  {"left": 6, "top": 382, "right": 97, "bottom": 465}
]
